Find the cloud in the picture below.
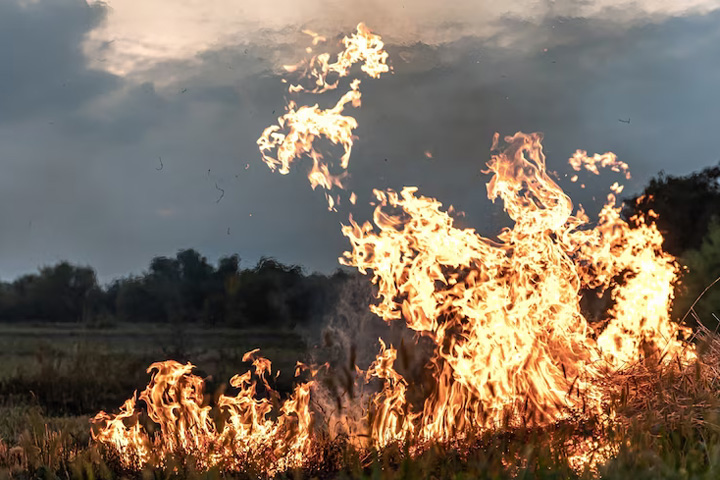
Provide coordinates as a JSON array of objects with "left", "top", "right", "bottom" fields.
[
  {"left": 0, "top": 0, "right": 117, "bottom": 124},
  {"left": 83, "top": 0, "right": 719, "bottom": 80}
]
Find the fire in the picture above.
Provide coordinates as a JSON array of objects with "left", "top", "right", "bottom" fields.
[
  {"left": 283, "top": 22, "right": 389, "bottom": 94},
  {"left": 258, "top": 23, "right": 390, "bottom": 210},
  {"left": 92, "top": 23, "right": 696, "bottom": 476},
  {"left": 569, "top": 150, "right": 631, "bottom": 179},
  {"left": 92, "top": 355, "right": 314, "bottom": 476},
  {"left": 257, "top": 79, "right": 362, "bottom": 211},
  {"left": 340, "top": 131, "right": 694, "bottom": 442}
]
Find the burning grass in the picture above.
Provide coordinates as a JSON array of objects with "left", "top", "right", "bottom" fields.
[
  {"left": 1, "top": 22, "right": 717, "bottom": 479},
  {"left": 2, "top": 337, "right": 720, "bottom": 479}
]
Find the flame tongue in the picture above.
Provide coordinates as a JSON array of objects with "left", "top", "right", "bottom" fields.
[
  {"left": 92, "top": 24, "right": 696, "bottom": 475},
  {"left": 341, "top": 131, "right": 694, "bottom": 442},
  {"left": 92, "top": 357, "right": 315, "bottom": 476},
  {"left": 341, "top": 150, "right": 599, "bottom": 435},
  {"left": 285, "top": 22, "right": 389, "bottom": 94},
  {"left": 258, "top": 23, "right": 391, "bottom": 211}
]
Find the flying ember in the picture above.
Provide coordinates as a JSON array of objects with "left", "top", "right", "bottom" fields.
[{"left": 91, "top": 23, "right": 695, "bottom": 476}]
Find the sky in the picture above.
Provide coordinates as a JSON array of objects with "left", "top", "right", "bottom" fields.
[{"left": 0, "top": 0, "right": 719, "bottom": 283}]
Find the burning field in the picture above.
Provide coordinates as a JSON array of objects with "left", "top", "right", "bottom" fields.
[
  {"left": 79, "top": 23, "right": 704, "bottom": 478},
  {"left": 3, "top": 22, "right": 720, "bottom": 480}
]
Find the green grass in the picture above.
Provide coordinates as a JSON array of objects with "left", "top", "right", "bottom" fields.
[{"left": 1, "top": 324, "right": 720, "bottom": 479}]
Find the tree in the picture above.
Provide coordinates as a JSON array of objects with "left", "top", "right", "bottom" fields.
[
  {"left": 0, "top": 262, "right": 102, "bottom": 322},
  {"left": 674, "top": 219, "right": 720, "bottom": 329},
  {"left": 146, "top": 256, "right": 182, "bottom": 322},
  {"left": 115, "top": 276, "right": 165, "bottom": 323},
  {"left": 176, "top": 249, "right": 214, "bottom": 321},
  {"left": 205, "top": 254, "right": 241, "bottom": 326},
  {"left": 236, "top": 258, "right": 306, "bottom": 327},
  {"left": 623, "top": 162, "right": 720, "bottom": 256}
]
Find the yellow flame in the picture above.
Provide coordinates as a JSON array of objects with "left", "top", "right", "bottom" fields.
[
  {"left": 257, "top": 79, "right": 362, "bottom": 210},
  {"left": 93, "top": 24, "right": 696, "bottom": 476},
  {"left": 570, "top": 150, "right": 631, "bottom": 179},
  {"left": 285, "top": 22, "right": 389, "bottom": 94},
  {"left": 340, "top": 132, "right": 693, "bottom": 444},
  {"left": 92, "top": 356, "right": 314, "bottom": 476},
  {"left": 257, "top": 23, "right": 390, "bottom": 210}
]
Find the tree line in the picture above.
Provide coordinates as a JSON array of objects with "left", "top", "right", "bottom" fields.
[
  {"left": 0, "top": 250, "right": 350, "bottom": 327},
  {"left": 0, "top": 162, "right": 717, "bottom": 329}
]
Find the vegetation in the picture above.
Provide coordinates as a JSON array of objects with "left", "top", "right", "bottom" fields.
[
  {"left": 0, "top": 164, "right": 719, "bottom": 478},
  {"left": 624, "top": 162, "right": 720, "bottom": 329},
  {"left": 2, "top": 332, "right": 720, "bottom": 479},
  {"left": 0, "top": 251, "right": 349, "bottom": 329}
]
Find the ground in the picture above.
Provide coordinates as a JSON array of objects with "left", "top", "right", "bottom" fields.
[{"left": 1, "top": 322, "right": 720, "bottom": 479}]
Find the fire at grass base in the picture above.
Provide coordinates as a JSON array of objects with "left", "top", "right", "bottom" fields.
[
  {"left": 1, "top": 328, "right": 718, "bottom": 479},
  {"left": 87, "top": 133, "right": 698, "bottom": 478},
  {"left": 85, "top": 23, "right": 701, "bottom": 477}
]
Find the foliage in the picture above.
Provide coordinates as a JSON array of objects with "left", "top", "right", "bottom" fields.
[
  {"left": 0, "top": 250, "right": 352, "bottom": 329},
  {"left": 0, "top": 262, "right": 100, "bottom": 323},
  {"left": 674, "top": 219, "right": 720, "bottom": 329},
  {"left": 623, "top": 162, "right": 720, "bottom": 256}
]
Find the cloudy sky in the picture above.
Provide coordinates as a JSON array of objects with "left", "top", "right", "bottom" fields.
[{"left": 0, "top": 0, "right": 719, "bottom": 282}]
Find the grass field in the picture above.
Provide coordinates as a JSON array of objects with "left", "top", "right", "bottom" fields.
[
  {"left": 0, "top": 322, "right": 310, "bottom": 479},
  {"left": 1, "top": 322, "right": 720, "bottom": 479},
  {"left": 0, "top": 322, "right": 307, "bottom": 415}
]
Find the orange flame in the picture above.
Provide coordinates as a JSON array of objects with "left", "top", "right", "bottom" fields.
[
  {"left": 92, "top": 356, "right": 314, "bottom": 476},
  {"left": 284, "top": 22, "right": 389, "bottom": 94},
  {"left": 340, "top": 131, "right": 693, "bottom": 443},
  {"left": 258, "top": 23, "right": 390, "bottom": 210},
  {"left": 365, "top": 339, "right": 419, "bottom": 448},
  {"left": 570, "top": 150, "right": 631, "bottom": 179},
  {"left": 93, "top": 24, "right": 695, "bottom": 476}
]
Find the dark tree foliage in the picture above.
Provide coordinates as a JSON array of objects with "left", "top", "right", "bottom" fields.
[
  {"left": 0, "top": 248, "right": 351, "bottom": 329},
  {"left": 0, "top": 262, "right": 100, "bottom": 322},
  {"left": 675, "top": 220, "right": 720, "bottom": 328},
  {"left": 623, "top": 162, "right": 720, "bottom": 256}
]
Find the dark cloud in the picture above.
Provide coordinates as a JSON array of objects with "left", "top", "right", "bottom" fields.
[
  {"left": 0, "top": 0, "right": 117, "bottom": 124},
  {"left": 0, "top": 4, "right": 719, "bottom": 282}
]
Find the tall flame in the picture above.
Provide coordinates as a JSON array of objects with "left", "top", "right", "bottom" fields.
[
  {"left": 340, "top": 131, "right": 694, "bottom": 442},
  {"left": 92, "top": 24, "right": 695, "bottom": 476}
]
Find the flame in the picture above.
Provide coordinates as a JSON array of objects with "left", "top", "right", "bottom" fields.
[
  {"left": 340, "top": 131, "right": 693, "bottom": 443},
  {"left": 284, "top": 22, "right": 389, "bottom": 94},
  {"left": 93, "top": 24, "right": 696, "bottom": 476},
  {"left": 257, "top": 79, "right": 362, "bottom": 206},
  {"left": 569, "top": 150, "right": 631, "bottom": 180},
  {"left": 365, "top": 339, "right": 419, "bottom": 448},
  {"left": 92, "top": 356, "right": 314, "bottom": 476},
  {"left": 301, "top": 29, "right": 327, "bottom": 47},
  {"left": 258, "top": 23, "right": 390, "bottom": 210}
]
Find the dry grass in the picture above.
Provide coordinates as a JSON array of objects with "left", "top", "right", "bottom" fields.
[{"left": 3, "top": 326, "right": 720, "bottom": 479}]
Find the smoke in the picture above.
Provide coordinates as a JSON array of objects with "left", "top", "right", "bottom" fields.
[{"left": 296, "top": 271, "right": 436, "bottom": 443}]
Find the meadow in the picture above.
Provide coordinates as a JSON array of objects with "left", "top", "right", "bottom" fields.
[
  {"left": 0, "top": 322, "right": 311, "bottom": 479},
  {"left": 1, "top": 320, "right": 720, "bottom": 479}
]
